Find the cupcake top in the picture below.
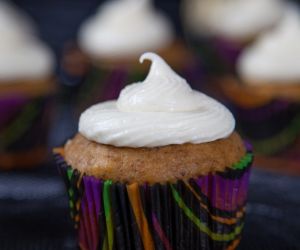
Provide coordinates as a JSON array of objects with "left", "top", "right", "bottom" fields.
[
  {"left": 184, "top": 0, "right": 284, "bottom": 41},
  {"left": 62, "top": 53, "right": 245, "bottom": 183},
  {"left": 0, "top": 1, "right": 54, "bottom": 81},
  {"left": 79, "top": 0, "right": 174, "bottom": 58},
  {"left": 238, "top": 5, "right": 300, "bottom": 83},
  {"left": 79, "top": 53, "right": 235, "bottom": 148}
]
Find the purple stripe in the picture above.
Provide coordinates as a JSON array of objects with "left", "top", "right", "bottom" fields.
[
  {"left": 80, "top": 194, "right": 93, "bottom": 250},
  {"left": 236, "top": 100, "right": 291, "bottom": 122},
  {"left": 196, "top": 170, "right": 250, "bottom": 211},
  {"left": 152, "top": 213, "right": 173, "bottom": 250},
  {"left": 0, "top": 95, "right": 28, "bottom": 126},
  {"left": 213, "top": 37, "right": 243, "bottom": 67},
  {"left": 83, "top": 177, "right": 100, "bottom": 250},
  {"left": 101, "top": 68, "right": 128, "bottom": 101}
]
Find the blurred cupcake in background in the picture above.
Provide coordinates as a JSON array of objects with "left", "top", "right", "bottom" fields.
[
  {"left": 0, "top": 1, "right": 55, "bottom": 170},
  {"left": 76, "top": 0, "right": 202, "bottom": 112},
  {"left": 182, "top": 0, "right": 284, "bottom": 75},
  {"left": 221, "top": 5, "right": 300, "bottom": 169}
]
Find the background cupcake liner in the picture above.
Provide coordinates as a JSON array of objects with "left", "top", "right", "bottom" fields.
[
  {"left": 75, "top": 61, "right": 203, "bottom": 115},
  {"left": 0, "top": 94, "right": 54, "bottom": 169},
  {"left": 55, "top": 145, "right": 253, "bottom": 250},
  {"left": 231, "top": 100, "right": 300, "bottom": 155},
  {"left": 188, "top": 36, "right": 243, "bottom": 76},
  {"left": 211, "top": 37, "right": 243, "bottom": 73}
]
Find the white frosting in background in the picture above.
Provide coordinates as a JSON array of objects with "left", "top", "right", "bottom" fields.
[
  {"left": 238, "top": 5, "right": 300, "bottom": 83},
  {"left": 79, "top": 53, "right": 235, "bottom": 148},
  {"left": 184, "top": 0, "right": 284, "bottom": 40},
  {"left": 79, "top": 0, "right": 174, "bottom": 58},
  {"left": 0, "top": 1, "right": 54, "bottom": 81}
]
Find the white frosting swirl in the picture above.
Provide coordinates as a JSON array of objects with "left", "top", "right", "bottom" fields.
[
  {"left": 79, "top": 0, "right": 174, "bottom": 58},
  {"left": 0, "top": 1, "right": 54, "bottom": 81},
  {"left": 238, "top": 5, "right": 300, "bottom": 83},
  {"left": 79, "top": 53, "right": 235, "bottom": 148},
  {"left": 184, "top": 0, "right": 284, "bottom": 40}
]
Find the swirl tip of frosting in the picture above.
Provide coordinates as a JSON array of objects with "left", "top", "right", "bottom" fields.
[{"left": 139, "top": 52, "right": 162, "bottom": 64}]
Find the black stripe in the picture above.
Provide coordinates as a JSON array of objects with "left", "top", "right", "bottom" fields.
[
  {"left": 110, "top": 184, "right": 126, "bottom": 250},
  {"left": 127, "top": 186, "right": 144, "bottom": 250},
  {"left": 189, "top": 179, "right": 247, "bottom": 219},
  {"left": 217, "top": 162, "right": 252, "bottom": 180},
  {"left": 116, "top": 184, "right": 134, "bottom": 250},
  {"left": 148, "top": 184, "right": 166, "bottom": 250}
]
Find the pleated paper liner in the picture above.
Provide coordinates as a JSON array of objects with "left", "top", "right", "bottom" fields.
[
  {"left": 234, "top": 101, "right": 300, "bottom": 155},
  {"left": 187, "top": 35, "right": 247, "bottom": 77},
  {"left": 55, "top": 145, "right": 253, "bottom": 250},
  {"left": 0, "top": 95, "right": 54, "bottom": 170}
]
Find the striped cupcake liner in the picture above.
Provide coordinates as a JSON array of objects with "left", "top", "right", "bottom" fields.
[
  {"left": 235, "top": 100, "right": 295, "bottom": 123},
  {"left": 211, "top": 37, "right": 243, "bottom": 73},
  {"left": 232, "top": 101, "right": 300, "bottom": 155},
  {"left": 242, "top": 115, "right": 300, "bottom": 155},
  {"left": 0, "top": 95, "right": 54, "bottom": 169},
  {"left": 189, "top": 36, "right": 243, "bottom": 76},
  {"left": 55, "top": 145, "right": 253, "bottom": 250}
]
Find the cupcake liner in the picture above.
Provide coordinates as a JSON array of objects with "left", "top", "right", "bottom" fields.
[
  {"left": 55, "top": 145, "right": 253, "bottom": 250},
  {"left": 244, "top": 118, "right": 300, "bottom": 155},
  {"left": 234, "top": 99, "right": 294, "bottom": 123},
  {"left": 211, "top": 37, "right": 244, "bottom": 73},
  {"left": 190, "top": 38, "right": 226, "bottom": 76},
  {"left": 232, "top": 100, "right": 300, "bottom": 154},
  {"left": 188, "top": 36, "right": 244, "bottom": 76},
  {"left": 0, "top": 94, "right": 54, "bottom": 169}
]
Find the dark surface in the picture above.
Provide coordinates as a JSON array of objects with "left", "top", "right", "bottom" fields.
[{"left": 0, "top": 165, "right": 300, "bottom": 250}]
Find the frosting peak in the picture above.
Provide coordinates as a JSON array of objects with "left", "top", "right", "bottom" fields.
[
  {"left": 238, "top": 5, "right": 300, "bottom": 83},
  {"left": 0, "top": 1, "right": 54, "bottom": 81},
  {"left": 79, "top": 0, "right": 174, "bottom": 58},
  {"left": 79, "top": 53, "right": 235, "bottom": 148},
  {"left": 117, "top": 53, "right": 200, "bottom": 112},
  {"left": 184, "top": 0, "right": 284, "bottom": 40}
]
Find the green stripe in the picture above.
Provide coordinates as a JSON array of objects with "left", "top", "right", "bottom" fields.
[
  {"left": 170, "top": 185, "right": 244, "bottom": 242},
  {"left": 102, "top": 235, "right": 108, "bottom": 250},
  {"left": 243, "top": 114, "right": 300, "bottom": 155},
  {"left": 67, "top": 168, "right": 73, "bottom": 181},
  {"left": 0, "top": 102, "right": 40, "bottom": 149},
  {"left": 232, "top": 153, "right": 253, "bottom": 170},
  {"left": 103, "top": 180, "right": 113, "bottom": 250}
]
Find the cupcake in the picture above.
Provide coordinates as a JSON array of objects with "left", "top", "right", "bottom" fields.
[
  {"left": 0, "top": 1, "right": 55, "bottom": 169},
  {"left": 182, "top": 0, "right": 284, "bottom": 74},
  {"left": 54, "top": 53, "right": 253, "bottom": 250},
  {"left": 221, "top": 5, "right": 300, "bottom": 159},
  {"left": 76, "top": 0, "right": 202, "bottom": 113}
]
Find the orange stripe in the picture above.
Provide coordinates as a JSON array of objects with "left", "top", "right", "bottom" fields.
[
  {"left": 226, "top": 237, "right": 241, "bottom": 250},
  {"left": 184, "top": 181, "right": 245, "bottom": 225},
  {"left": 127, "top": 183, "right": 154, "bottom": 250}
]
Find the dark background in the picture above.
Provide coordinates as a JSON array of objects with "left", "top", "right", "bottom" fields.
[{"left": 1, "top": 1, "right": 300, "bottom": 249}]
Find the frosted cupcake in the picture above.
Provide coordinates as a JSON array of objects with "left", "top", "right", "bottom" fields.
[
  {"left": 55, "top": 53, "right": 253, "bottom": 250},
  {"left": 0, "top": 1, "right": 55, "bottom": 169},
  {"left": 221, "top": 6, "right": 300, "bottom": 159},
  {"left": 77, "top": 0, "right": 201, "bottom": 112},
  {"left": 182, "top": 0, "right": 284, "bottom": 74}
]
